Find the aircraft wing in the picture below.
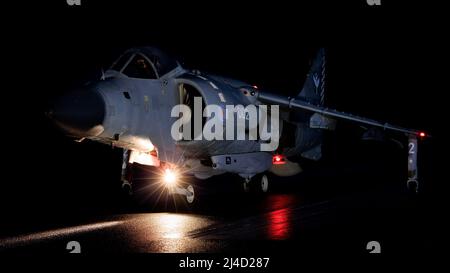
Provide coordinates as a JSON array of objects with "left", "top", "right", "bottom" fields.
[
  {"left": 258, "top": 92, "right": 426, "bottom": 136},
  {"left": 257, "top": 91, "right": 428, "bottom": 193}
]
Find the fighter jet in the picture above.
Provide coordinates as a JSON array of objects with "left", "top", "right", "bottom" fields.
[{"left": 48, "top": 47, "right": 427, "bottom": 205}]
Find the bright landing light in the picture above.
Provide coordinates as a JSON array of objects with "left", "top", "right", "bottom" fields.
[{"left": 163, "top": 169, "right": 178, "bottom": 186}]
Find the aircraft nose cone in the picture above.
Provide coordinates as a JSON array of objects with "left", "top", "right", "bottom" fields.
[{"left": 48, "top": 91, "right": 105, "bottom": 137}]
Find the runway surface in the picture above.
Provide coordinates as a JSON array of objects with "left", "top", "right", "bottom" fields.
[{"left": 0, "top": 173, "right": 433, "bottom": 254}]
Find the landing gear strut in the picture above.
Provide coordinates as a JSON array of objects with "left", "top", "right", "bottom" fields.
[
  {"left": 121, "top": 149, "right": 133, "bottom": 195},
  {"left": 243, "top": 177, "right": 251, "bottom": 192},
  {"left": 407, "top": 135, "right": 419, "bottom": 193}
]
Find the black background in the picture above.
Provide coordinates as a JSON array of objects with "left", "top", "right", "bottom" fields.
[{"left": 1, "top": 0, "right": 440, "bottom": 256}]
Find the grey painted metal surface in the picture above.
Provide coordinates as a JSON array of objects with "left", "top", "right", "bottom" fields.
[{"left": 50, "top": 47, "right": 425, "bottom": 191}]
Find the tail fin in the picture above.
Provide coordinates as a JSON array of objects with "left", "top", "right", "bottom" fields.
[{"left": 297, "top": 48, "right": 326, "bottom": 105}]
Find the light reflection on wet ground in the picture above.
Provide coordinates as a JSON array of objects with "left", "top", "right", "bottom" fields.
[
  {"left": 124, "top": 213, "right": 217, "bottom": 252},
  {"left": 0, "top": 188, "right": 421, "bottom": 253},
  {"left": 0, "top": 193, "right": 317, "bottom": 252},
  {"left": 266, "top": 195, "right": 295, "bottom": 240},
  {"left": 0, "top": 221, "right": 124, "bottom": 248}
]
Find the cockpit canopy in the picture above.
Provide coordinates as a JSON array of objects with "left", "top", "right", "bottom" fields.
[{"left": 110, "top": 47, "right": 179, "bottom": 79}]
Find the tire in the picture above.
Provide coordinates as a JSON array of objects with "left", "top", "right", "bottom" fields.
[
  {"left": 248, "top": 173, "right": 269, "bottom": 194},
  {"left": 172, "top": 180, "right": 201, "bottom": 210},
  {"left": 406, "top": 179, "right": 418, "bottom": 195},
  {"left": 260, "top": 174, "right": 269, "bottom": 193},
  {"left": 185, "top": 184, "right": 195, "bottom": 204}
]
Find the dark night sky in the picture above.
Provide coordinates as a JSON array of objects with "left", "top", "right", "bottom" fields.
[{"left": 1, "top": 1, "right": 440, "bottom": 233}]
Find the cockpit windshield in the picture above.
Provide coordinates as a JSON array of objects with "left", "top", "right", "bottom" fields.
[
  {"left": 111, "top": 52, "right": 133, "bottom": 72},
  {"left": 110, "top": 47, "right": 179, "bottom": 79},
  {"left": 123, "top": 54, "right": 157, "bottom": 79}
]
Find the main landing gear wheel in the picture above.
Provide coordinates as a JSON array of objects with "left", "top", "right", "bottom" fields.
[
  {"left": 243, "top": 174, "right": 270, "bottom": 194},
  {"left": 170, "top": 181, "right": 198, "bottom": 208},
  {"left": 185, "top": 184, "right": 195, "bottom": 204},
  {"left": 260, "top": 174, "right": 269, "bottom": 193}
]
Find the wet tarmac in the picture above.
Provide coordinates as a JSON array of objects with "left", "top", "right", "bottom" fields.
[{"left": 0, "top": 174, "right": 433, "bottom": 254}]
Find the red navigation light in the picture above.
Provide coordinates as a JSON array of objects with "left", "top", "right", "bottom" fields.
[
  {"left": 252, "top": 85, "right": 258, "bottom": 89},
  {"left": 273, "top": 155, "right": 285, "bottom": 165},
  {"left": 419, "top": 132, "right": 426, "bottom": 138}
]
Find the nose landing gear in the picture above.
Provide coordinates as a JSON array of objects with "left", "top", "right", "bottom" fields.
[{"left": 169, "top": 183, "right": 196, "bottom": 204}]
